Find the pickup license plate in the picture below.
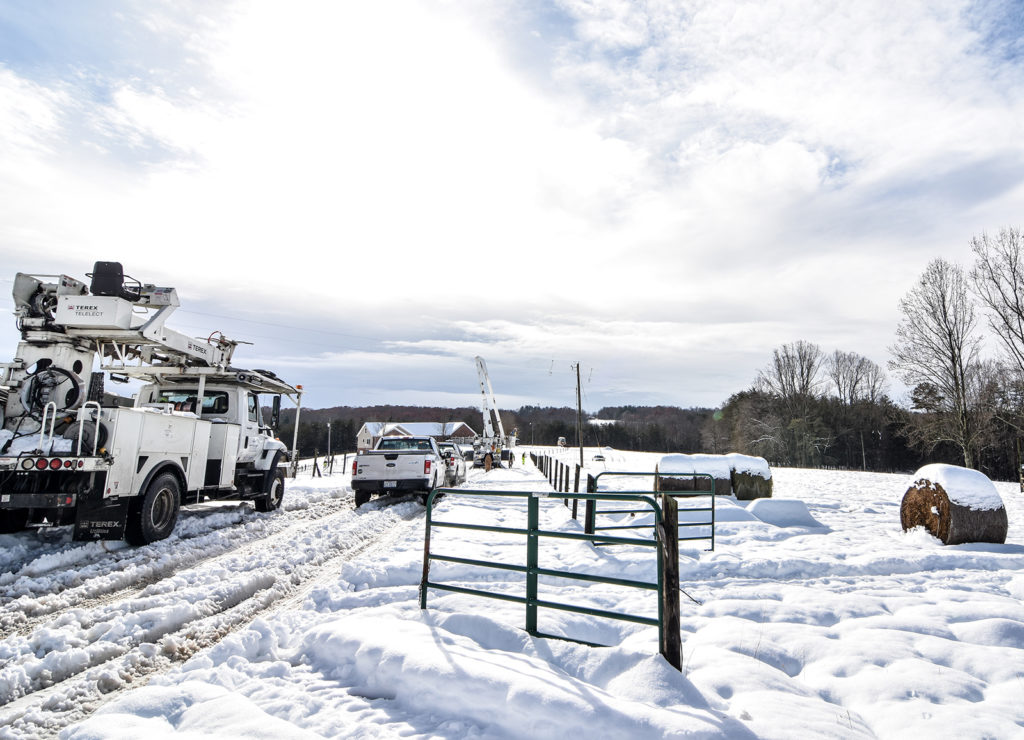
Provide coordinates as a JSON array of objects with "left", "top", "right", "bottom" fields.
[{"left": 383, "top": 481, "right": 397, "bottom": 488}]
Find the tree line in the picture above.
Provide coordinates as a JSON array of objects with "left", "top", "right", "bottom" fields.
[
  {"left": 273, "top": 227, "right": 1024, "bottom": 481},
  {"left": 715, "top": 227, "right": 1024, "bottom": 481},
  {"left": 274, "top": 404, "right": 714, "bottom": 458}
]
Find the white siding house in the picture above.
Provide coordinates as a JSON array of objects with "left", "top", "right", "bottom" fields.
[{"left": 356, "top": 421, "right": 478, "bottom": 451}]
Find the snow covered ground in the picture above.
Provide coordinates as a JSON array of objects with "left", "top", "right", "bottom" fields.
[{"left": 2, "top": 448, "right": 1023, "bottom": 738}]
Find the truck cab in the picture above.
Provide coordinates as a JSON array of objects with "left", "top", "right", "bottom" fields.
[
  {"left": 142, "top": 384, "right": 282, "bottom": 466},
  {"left": 139, "top": 375, "right": 291, "bottom": 493}
]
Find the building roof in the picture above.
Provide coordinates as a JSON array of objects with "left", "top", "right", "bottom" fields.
[{"left": 359, "top": 421, "right": 478, "bottom": 438}]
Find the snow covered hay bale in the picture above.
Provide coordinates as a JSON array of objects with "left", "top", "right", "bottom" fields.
[
  {"left": 901, "top": 464, "right": 1008, "bottom": 545},
  {"left": 658, "top": 454, "right": 732, "bottom": 495},
  {"left": 725, "top": 453, "right": 773, "bottom": 500}
]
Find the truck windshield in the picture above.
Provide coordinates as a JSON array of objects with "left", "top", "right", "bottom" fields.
[
  {"left": 156, "top": 390, "right": 229, "bottom": 415},
  {"left": 378, "top": 438, "right": 431, "bottom": 451}
]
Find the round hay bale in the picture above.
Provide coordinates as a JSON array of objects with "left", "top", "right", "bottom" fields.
[
  {"left": 900, "top": 464, "right": 1008, "bottom": 545},
  {"left": 731, "top": 471, "right": 773, "bottom": 501},
  {"left": 659, "top": 473, "right": 732, "bottom": 495},
  {"left": 658, "top": 454, "right": 733, "bottom": 495},
  {"left": 726, "top": 453, "right": 773, "bottom": 501}
]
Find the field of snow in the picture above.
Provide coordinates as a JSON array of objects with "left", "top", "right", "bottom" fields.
[{"left": 2, "top": 448, "right": 1023, "bottom": 738}]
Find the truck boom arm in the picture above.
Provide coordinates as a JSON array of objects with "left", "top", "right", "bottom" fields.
[{"left": 474, "top": 356, "right": 506, "bottom": 441}]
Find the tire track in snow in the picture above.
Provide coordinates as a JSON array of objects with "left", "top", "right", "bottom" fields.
[
  {"left": 0, "top": 499, "right": 424, "bottom": 738},
  {"left": 1, "top": 500, "right": 366, "bottom": 700},
  {"left": 0, "top": 493, "right": 354, "bottom": 636}
]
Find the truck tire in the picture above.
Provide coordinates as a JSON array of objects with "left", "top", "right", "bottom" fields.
[
  {"left": 125, "top": 471, "right": 181, "bottom": 545},
  {"left": 418, "top": 474, "right": 438, "bottom": 506},
  {"left": 0, "top": 508, "right": 29, "bottom": 534},
  {"left": 354, "top": 490, "right": 371, "bottom": 507},
  {"left": 255, "top": 469, "right": 285, "bottom": 512}
]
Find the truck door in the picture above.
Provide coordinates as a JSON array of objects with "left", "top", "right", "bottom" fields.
[{"left": 238, "top": 391, "right": 262, "bottom": 463}]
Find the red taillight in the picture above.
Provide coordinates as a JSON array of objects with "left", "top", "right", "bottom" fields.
[
  {"left": 35, "top": 458, "right": 48, "bottom": 470},
  {"left": 424, "top": 460, "right": 431, "bottom": 474},
  {"left": 78, "top": 460, "right": 85, "bottom": 468},
  {"left": 49, "top": 458, "right": 62, "bottom": 470},
  {"left": 352, "top": 459, "right": 358, "bottom": 476},
  {"left": 64, "top": 459, "right": 73, "bottom": 468}
]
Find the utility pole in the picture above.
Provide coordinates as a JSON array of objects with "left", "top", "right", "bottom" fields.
[{"left": 575, "top": 362, "right": 584, "bottom": 468}]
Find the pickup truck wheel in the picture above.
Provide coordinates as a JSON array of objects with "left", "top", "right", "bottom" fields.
[
  {"left": 126, "top": 472, "right": 181, "bottom": 545},
  {"left": 418, "top": 475, "right": 440, "bottom": 506},
  {"left": 255, "top": 470, "right": 285, "bottom": 512},
  {"left": 0, "top": 508, "right": 29, "bottom": 533},
  {"left": 354, "top": 491, "right": 371, "bottom": 507}
]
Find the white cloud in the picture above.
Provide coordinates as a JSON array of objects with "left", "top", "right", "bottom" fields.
[{"left": 1, "top": 0, "right": 1023, "bottom": 408}]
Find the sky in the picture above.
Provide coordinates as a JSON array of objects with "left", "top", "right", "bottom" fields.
[{"left": 1, "top": 0, "right": 1023, "bottom": 413}]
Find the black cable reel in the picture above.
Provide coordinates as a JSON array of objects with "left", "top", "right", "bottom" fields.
[{"left": 20, "top": 359, "right": 83, "bottom": 419}]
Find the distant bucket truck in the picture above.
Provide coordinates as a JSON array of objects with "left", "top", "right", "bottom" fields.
[
  {"left": 0, "top": 262, "right": 302, "bottom": 545},
  {"left": 473, "top": 356, "right": 516, "bottom": 468}
]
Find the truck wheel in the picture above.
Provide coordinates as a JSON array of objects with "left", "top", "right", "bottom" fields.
[
  {"left": 354, "top": 491, "right": 371, "bottom": 507},
  {"left": 126, "top": 472, "right": 181, "bottom": 545},
  {"left": 255, "top": 470, "right": 285, "bottom": 512},
  {"left": 0, "top": 509, "right": 29, "bottom": 534},
  {"left": 418, "top": 475, "right": 438, "bottom": 506}
]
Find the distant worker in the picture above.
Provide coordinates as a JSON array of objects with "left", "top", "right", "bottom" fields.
[{"left": 521, "top": 452, "right": 526, "bottom": 465}]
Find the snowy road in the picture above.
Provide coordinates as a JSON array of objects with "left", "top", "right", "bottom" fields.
[{"left": 0, "top": 477, "right": 419, "bottom": 738}]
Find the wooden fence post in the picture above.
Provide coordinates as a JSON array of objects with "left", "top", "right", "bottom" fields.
[
  {"left": 658, "top": 488, "right": 682, "bottom": 671},
  {"left": 572, "top": 465, "right": 580, "bottom": 519},
  {"left": 584, "top": 474, "right": 596, "bottom": 534}
]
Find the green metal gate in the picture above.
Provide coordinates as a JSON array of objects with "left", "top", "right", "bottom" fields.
[
  {"left": 419, "top": 487, "right": 680, "bottom": 663},
  {"left": 585, "top": 470, "right": 717, "bottom": 550}
]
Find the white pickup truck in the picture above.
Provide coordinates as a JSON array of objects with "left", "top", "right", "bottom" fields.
[
  {"left": 437, "top": 441, "right": 467, "bottom": 487},
  {"left": 351, "top": 435, "right": 443, "bottom": 507}
]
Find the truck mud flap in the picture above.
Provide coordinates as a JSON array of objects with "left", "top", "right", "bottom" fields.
[{"left": 74, "top": 496, "right": 131, "bottom": 541}]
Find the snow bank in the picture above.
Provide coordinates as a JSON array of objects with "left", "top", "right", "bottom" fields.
[
  {"left": 300, "top": 613, "right": 730, "bottom": 739},
  {"left": 912, "top": 464, "right": 1004, "bottom": 511},
  {"left": 747, "top": 499, "right": 824, "bottom": 528},
  {"left": 67, "top": 681, "right": 321, "bottom": 739}
]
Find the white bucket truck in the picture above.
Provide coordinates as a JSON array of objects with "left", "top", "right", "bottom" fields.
[{"left": 0, "top": 262, "right": 302, "bottom": 545}]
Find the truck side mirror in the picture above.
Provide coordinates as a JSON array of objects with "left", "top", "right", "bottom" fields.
[{"left": 271, "top": 395, "right": 281, "bottom": 431}]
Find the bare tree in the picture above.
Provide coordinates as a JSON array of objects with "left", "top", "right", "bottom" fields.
[
  {"left": 756, "top": 340, "right": 826, "bottom": 412},
  {"left": 827, "top": 350, "right": 859, "bottom": 405},
  {"left": 827, "top": 351, "right": 888, "bottom": 405},
  {"left": 860, "top": 359, "right": 888, "bottom": 403},
  {"left": 889, "top": 258, "right": 982, "bottom": 468},
  {"left": 970, "top": 227, "right": 1024, "bottom": 374}
]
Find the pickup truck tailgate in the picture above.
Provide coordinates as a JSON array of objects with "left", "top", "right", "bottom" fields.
[{"left": 378, "top": 453, "right": 426, "bottom": 482}]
